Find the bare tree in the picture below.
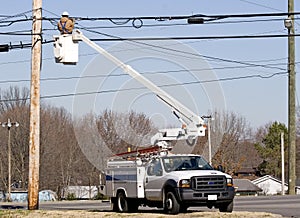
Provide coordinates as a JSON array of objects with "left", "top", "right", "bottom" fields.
[
  {"left": 0, "top": 86, "right": 30, "bottom": 192},
  {"left": 39, "top": 105, "right": 84, "bottom": 198},
  {"left": 0, "top": 86, "right": 29, "bottom": 113},
  {"left": 0, "top": 87, "right": 102, "bottom": 198},
  {"left": 96, "top": 109, "right": 155, "bottom": 154},
  {"left": 73, "top": 112, "right": 113, "bottom": 173},
  {"left": 209, "top": 110, "right": 253, "bottom": 174}
]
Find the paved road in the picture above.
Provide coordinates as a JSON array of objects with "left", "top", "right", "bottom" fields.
[
  {"left": 1, "top": 195, "right": 299, "bottom": 217},
  {"left": 233, "top": 195, "right": 300, "bottom": 218}
]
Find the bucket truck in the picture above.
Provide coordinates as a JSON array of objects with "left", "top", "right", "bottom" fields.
[{"left": 53, "top": 31, "right": 235, "bottom": 214}]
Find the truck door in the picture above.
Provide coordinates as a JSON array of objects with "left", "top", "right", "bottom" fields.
[{"left": 145, "top": 159, "right": 163, "bottom": 201}]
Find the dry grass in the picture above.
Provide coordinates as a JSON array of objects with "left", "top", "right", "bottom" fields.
[{"left": 0, "top": 210, "right": 283, "bottom": 218}]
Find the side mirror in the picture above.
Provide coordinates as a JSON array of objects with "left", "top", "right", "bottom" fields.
[
  {"left": 156, "top": 169, "right": 163, "bottom": 176},
  {"left": 216, "top": 165, "right": 224, "bottom": 172}
]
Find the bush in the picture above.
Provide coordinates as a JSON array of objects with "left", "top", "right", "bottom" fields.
[
  {"left": 66, "top": 193, "right": 76, "bottom": 200},
  {"left": 93, "top": 192, "right": 108, "bottom": 200}
]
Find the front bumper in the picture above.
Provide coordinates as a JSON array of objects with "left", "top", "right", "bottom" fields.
[{"left": 177, "top": 186, "right": 235, "bottom": 206}]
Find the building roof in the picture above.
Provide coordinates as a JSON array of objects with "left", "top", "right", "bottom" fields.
[
  {"left": 233, "top": 179, "right": 262, "bottom": 192},
  {"left": 252, "top": 175, "right": 286, "bottom": 185}
]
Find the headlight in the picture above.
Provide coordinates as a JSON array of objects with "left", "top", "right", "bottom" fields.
[
  {"left": 179, "top": 179, "right": 190, "bottom": 188},
  {"left": 226, "top": 178, "right": 233, "bottom": 187}
]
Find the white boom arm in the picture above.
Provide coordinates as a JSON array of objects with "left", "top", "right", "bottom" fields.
[{"left": 54, "top": 30, "right": 206, "bottom": 146}]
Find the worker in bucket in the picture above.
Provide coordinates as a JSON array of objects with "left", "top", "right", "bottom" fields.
[{"left": 57, "top": 11, "right": 74, "bottom": 34}]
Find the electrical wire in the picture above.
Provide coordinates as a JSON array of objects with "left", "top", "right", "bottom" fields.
[
  {"left": 238, "top": 0, "right": 282, "bottom": 12},
  {"left": 1, "top": 29, "right": 293, "bottom": 73},
  {"left": 0, "top": 70, "right": 288, "bottom": 103},
  {"left": 1, "top": 11, "right": 300, "bottom": 30},
  {"left": 0, "top": 9, "right": 32, "bottom": 22},
  {"left": 86, "top": 33, "right": 300, "bottom": 41},
  {"left": 0, "top": 62, "right": 292, "bottom": 84},
  {"left": 42, "top": 11, "right": 300, "bottom": 22},
  {"left": 1, "top": 10, "right": 297, "bottom": 84},
  {"left": 79, "top": 27, "right": 290, "bottom": 72},
  {"left": 41, "top": 17, "right": 298, "bottom": 31}
]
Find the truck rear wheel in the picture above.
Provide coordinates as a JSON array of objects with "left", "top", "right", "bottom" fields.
[
  {"left": 164, "top": 191, "right": 180, "bottom": 214},
  {"left": 117, "top": 192, "right": 129, "bottom": 212},
  {"left": 111, "top": 198, "right": 118, "bottom": 212},
  {"left": 128, "top": 199, "right": 139, "bottom": 212}
]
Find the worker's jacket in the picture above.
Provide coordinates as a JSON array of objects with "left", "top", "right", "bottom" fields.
[{"left": 57, "top": 17, "right": 74, "bottom": 34}]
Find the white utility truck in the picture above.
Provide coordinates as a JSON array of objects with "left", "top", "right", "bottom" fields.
[
  {"left": 101, "top": 146, "right": 235, "bottom": 214},
  {"left": 53, "top": 30, "right": 235, "bottom": 214}
]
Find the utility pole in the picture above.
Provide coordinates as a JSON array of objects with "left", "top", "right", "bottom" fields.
[
  {"left": 202, "top": 115, "right": 212, "bottom": 165},
  {"left": 286, "top": 0, "right": 296, "bottom": 195},
  {"left": 281, "top": 132, "right": 285, "bottom": 195},
  {"left": 28, "top": 0, "right": 42, "bottom": 209}
]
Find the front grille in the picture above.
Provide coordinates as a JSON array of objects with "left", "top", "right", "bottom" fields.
[{"left": 191, "top": 176, "right": 226, "bottom": 191}]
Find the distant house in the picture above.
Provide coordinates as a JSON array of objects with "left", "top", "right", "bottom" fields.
[
  {"left": 233, "top": 179, "right": 262, "bottom": 196},
  {"left": 252, "top": 175, "right": 289, "bottom": 195},
  {"left": 234, "top": 167, "right": 260, "bottom": 179},
  {"left": 64, "top": 186, "right": 98, "bottom": 199},
  {"left": 0, "top": 190, "right": 57, "bottom": 202}
]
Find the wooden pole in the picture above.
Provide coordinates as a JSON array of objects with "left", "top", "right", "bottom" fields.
[
  {"left": 281, "top": 132, "right": 285, "bottom": 195},
  {"left": 28, "top": 0, "right": 42, "bottom": 210},
  {"left": 8, "top": 123, "right": 11, "bottom": 202},
  {"left": 287, "top": 0, "right": 296, "bottom": 195}
]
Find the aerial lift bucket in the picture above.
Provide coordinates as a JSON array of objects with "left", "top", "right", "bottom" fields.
[{"left": 53, "top": 34, "right": 79, "bottom": 65}]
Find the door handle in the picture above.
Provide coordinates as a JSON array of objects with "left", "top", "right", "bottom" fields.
[{"left": 146, "top": 177, "right": 148, "bottom": 183}]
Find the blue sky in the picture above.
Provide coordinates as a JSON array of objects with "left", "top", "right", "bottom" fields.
[{"left": 0, "top": 0, "right": 299, "bottom": 129}]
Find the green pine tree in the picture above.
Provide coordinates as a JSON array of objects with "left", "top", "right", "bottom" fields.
[{"left": 255, "top": 122, "right": 288, "bottom": 178}]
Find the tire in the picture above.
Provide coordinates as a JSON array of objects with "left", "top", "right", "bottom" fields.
[
  {"left": 164, "top": 191, "right": 180, "bottom": 214},
  {"left": 179, "top": 204, "right": 188, "bottom": 213},
  {"left": 128, "top": 199, "right": 139, "bottom": 212},
  {"left": 111, "top": 198, "right": 118, "bottom": 212},
  {"left": 219, "top": 200, "right": 233, "bottom": 213},
  {"left": 117, "top": 192, "right": 129, "bottom": 212}
]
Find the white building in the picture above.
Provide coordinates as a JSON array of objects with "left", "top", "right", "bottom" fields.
[
  {"left": 252, "top": 175, "right": 300, "bottom": 195},
  {"left": 64, "top": 186, "right": 98, "bottom": 199}
]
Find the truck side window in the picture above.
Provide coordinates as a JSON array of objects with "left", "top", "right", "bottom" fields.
[{"left": 147, "top": 159, "right": 162, "bottom": 176}]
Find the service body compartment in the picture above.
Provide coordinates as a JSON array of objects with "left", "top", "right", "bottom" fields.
[{"left": 105, "top": 160, "right": 145, "bottom": 198}]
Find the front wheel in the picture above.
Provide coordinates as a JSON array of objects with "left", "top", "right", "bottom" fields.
[
  {"left": 164, "top": 191, "right": 180, "bottom": 214},
  {"left": 219, "top": 200, "right": 233, "bottom": 213}
]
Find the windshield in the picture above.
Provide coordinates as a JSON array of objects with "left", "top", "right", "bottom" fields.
[{"left": 162, "top": 156, "right": 213, "bottom": 172}]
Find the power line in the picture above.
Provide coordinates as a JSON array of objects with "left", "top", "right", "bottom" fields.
[
  {"left": 39, "top": 17, "right": 298, "bottom": 31},
  {"left": 0, "top": 63, "right": 291, "bottom": 84},
  {"left": 2, "top": 16, "right": 299, "bottom": 33},
  {"left": 87, "top": 33, "right": 300, "bottom": 41},
  {"left": 238, "top": 0, "right": 282, "bottom": 12},
  {"left": 75, "top": 27, "right": 290, "bottom": 72},
  {"left": 1, "top": 11, "right": 300, "bottom": 30},
  {"left": 1, "top": 30, "right": 291, "bottom": 73},
  {"left": 0, "top": 70, "right": 288, "bottom": 103},
  {"left": 0, "top": 9, "right": 32, "bottom": 22},
  {"left": 3, "top": 31, "right": 300, "bottom": 50},
  {"left": 42, "top": 11, "right": 300, "bottom": 22}
]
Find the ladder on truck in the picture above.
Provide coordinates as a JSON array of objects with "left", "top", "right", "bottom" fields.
[{"left": 111, "top": 145, "right": 172, "bottom": 162}]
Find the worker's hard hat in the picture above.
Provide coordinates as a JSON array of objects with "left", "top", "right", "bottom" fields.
[{"left": 62, "top": 11, "right": 69, "bottom": 16}]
